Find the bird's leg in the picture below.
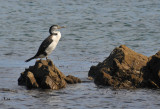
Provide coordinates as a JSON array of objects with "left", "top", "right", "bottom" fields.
[{"left": 46, "top": 56, "right": 48, "bottom": 60}]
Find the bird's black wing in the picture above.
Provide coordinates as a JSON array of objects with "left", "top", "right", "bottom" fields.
[{"left": 35, "top": 35, "right": 53, "bottom": 57}]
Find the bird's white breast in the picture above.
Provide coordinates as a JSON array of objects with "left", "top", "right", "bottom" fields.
[{"left": 45, "top": 31, "right": 61, "bottom": 55}]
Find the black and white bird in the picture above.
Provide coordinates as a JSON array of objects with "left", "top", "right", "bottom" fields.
[{"left": 25, "top": 25, "right": 65, "bottom": 62}]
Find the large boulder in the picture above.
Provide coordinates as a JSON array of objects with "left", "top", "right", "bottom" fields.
[
  {"left": 18, "top": 59, "right": 81, "bottom": 89},
  {"left": 88, "top": 45, "right": 149, "bottom": 88}
]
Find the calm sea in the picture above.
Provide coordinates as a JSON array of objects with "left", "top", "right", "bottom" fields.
[{"left": 0, "top": 0, "right": 160, "bottom": 109}]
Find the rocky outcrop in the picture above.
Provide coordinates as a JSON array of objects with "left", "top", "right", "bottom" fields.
[
  {"left": 89, "top": 45, "right": 160, "bottom": 88},
  {"left": 18, "top": 59, "right": 81, "bottom": 89},
  {"left": 142, "top": 51, "right": 160, "bottom": 88}
]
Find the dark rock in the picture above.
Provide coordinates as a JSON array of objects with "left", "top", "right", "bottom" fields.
[
  {"left": 65, "top": 75, "right": 81, "bottom": 84},
  {"left": 88, "top": 45, "right": 149, "bottom": 88},
  {"left": 142, "top": 51, "right": 160, "bottom": 88},
  {"left": 18, "top": 59, "right": 81, "bottom": 89}
]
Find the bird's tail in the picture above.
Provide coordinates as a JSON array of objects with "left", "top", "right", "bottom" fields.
[{"left": 25, "top": 56, "right": 35, "bottom": 62}]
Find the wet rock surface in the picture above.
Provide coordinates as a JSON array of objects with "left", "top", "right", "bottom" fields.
[
  {"left": 18, "top": 59, "right": 81, "bottom": 89},
  {"left": 89, "top": 45, "right": 160, "bottom": 88}
]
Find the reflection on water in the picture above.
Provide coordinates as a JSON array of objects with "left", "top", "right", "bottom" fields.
[{"left": 0, "top": 0, "right": 160, "bottom": 109}]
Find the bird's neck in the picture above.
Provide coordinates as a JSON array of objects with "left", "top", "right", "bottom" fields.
[{"left": 51, "top": 31, "right": 60, "bottom": 35}]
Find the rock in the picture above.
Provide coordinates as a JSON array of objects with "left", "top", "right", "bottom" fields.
[
  {"left": 26, "top": 71, "right": 39, "bottom": 89},
  {"left": 65, "top": 75, "right": 81, "bottom": 84},
  {"left": 88, "top": 45, "right": 148, "bottom": 88},
  {"left": 18, "top": 59, "right": 81, "bottom": 89},
  {"left": 142, "top": 51, "right": 160, "bottom": 88}
]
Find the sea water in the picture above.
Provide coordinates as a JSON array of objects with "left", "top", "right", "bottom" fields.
[{"left": 0, "top": 0, "right": 160, "bottom": 109}]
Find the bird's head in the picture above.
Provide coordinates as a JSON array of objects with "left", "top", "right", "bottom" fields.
[{"left": 49, "top": 25, "right": 65, "bottom": 34}]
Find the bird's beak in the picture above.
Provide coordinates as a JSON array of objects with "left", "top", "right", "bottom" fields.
[{"left": 58, "top": 26, "right": 66, "bottom": 29}]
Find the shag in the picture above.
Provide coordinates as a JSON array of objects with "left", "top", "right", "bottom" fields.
[{"left": 25, "top": 25, "right": 65, "bottom": 62}]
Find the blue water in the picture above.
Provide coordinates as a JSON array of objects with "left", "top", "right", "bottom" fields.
[{"left": 0, "top": 0, "right": 160, "bottom": 109}]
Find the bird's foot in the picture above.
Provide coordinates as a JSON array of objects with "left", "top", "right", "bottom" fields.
[{"left": 46, "top": 57, "right": 50, "bottom": 62}]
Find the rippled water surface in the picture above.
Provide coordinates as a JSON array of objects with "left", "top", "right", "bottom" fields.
[{"left": 0, "top": 0, "right": 160, "bottom": 109}]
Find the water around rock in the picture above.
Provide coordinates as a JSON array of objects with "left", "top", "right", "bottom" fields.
[
  {"left": 18, "top": 59, "right": 81, "bottom": 89},
  {"left": 88, "top": 45, "right": 160, "bottom": 89}
]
